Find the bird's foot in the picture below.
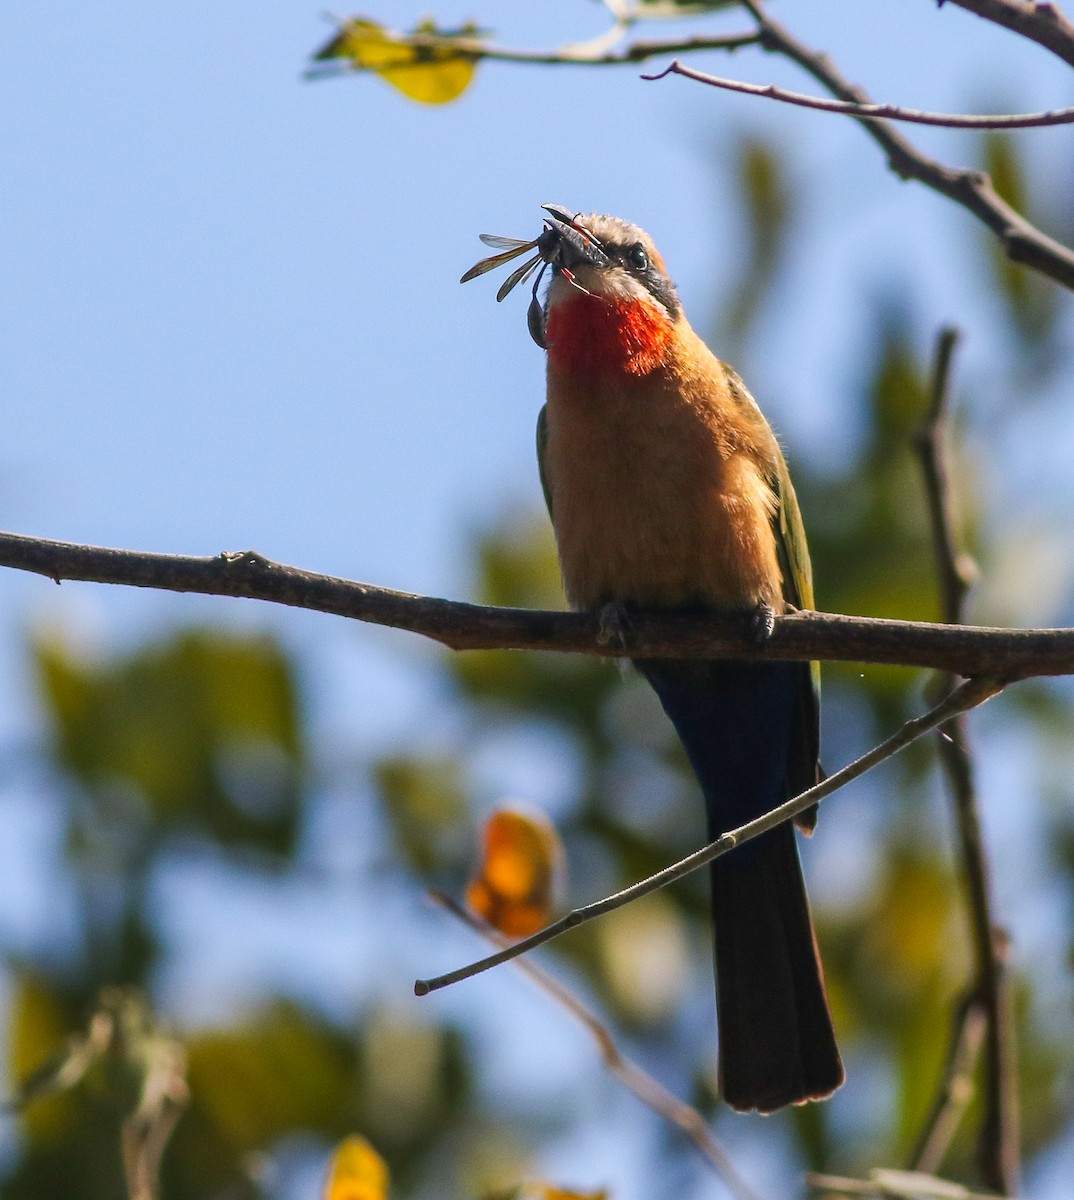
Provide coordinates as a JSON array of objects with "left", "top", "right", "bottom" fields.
[
  {"left": 750, "top": 602, "right": 776, "bottom": 645},
  {"left": 596, "top": 601, "right": 631, "bottom": 650}
]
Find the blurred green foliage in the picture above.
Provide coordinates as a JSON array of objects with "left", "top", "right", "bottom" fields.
[
  {"left": 721, "top": 136, "right": 794, "bottom": 344},
  {"left": 980, "top": 131, "right": 1061, "bottom": 356},
  {"left": 37, "top": 628, "right": 303, "bottom": 854},
  {"left": 3, "top": 116, "right": 1074, "bottom": 1200}
]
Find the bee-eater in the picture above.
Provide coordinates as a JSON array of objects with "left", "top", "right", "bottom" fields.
[{"left": 463, "top": 205, "right": 844, "bottom": 1113}]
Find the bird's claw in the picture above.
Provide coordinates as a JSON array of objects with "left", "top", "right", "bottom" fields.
[
  {"left": 596, "top": 601, "right": 631, "bottom": 649},
  {"left": 750, "top": 603, "right": 776, "bottom": 645}
]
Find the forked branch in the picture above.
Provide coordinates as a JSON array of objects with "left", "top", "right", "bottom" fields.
[{"left": 646, "top": 0, "right": 1074, "bottom": 292}]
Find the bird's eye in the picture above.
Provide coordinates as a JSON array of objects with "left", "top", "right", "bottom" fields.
[{"left": 628, "top": 243, "right": 649, "bottom": 271}]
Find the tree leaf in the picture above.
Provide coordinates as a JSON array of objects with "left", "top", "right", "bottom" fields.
[
  {"left": 466, "top": 807, "right": 564, "bottom": 937},
  {"left": 323, "top": 1135, "right": 389, "bottom": 1200},
  {"left": 312, "top": 18, "right": 482, "bottom": 105},
  {"left": 536, "top": 1187, "right": 608, "bottom": 1200}
]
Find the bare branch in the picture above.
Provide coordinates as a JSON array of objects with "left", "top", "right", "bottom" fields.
[
  {"left": 646, "top": 61, "right": 1074, "bottom": 129},
  {"left": 122, "top": 1084, "right": 188, "bottom": 1200},
  {"left": 976, "top": 933, "right": 1020, "bottom": 1192},
  {"left": 911, "top": 996, "right": 988, "bottom": 1176},
  {"left": 5, "top": 530, "right": 1074, "bottom": 677},
  {"left": 913, "top": 328, "right": 1021, "bottom": 1193},
  {"left": 413, "top": 676, "right": 1003, "bottom": 996},
  {"left": 731, "top": 2, "right": 1074, "bottom": 292},
  {"left": 914, "top": 327, "right": 977, "bottom": 622},
  {"left": 430, "top": 892, "right": 766, "bottom": 1200},
  {"left": 529, "top": 29, "right": 761, "bottom": 65},
  {"left": 807, "top": 1167, "right": 1009, "bottom": 1200}
]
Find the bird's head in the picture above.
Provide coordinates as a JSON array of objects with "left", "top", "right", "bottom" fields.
[
  {"left": 538, "top": 206, "right": 679, "bottom": 320},
  {"left": 462, "top": 204, "right": 682, "bottom": 377}
]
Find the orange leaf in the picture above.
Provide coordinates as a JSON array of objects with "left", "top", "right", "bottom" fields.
[
  {"left": 322, "top": 1135, "right": 389, "bottom": 1200},
  {"left": 466, "top": 806, "right": 564, "bottom": 937},
  {"left": 537, "top": 1187, "right": 609, "bottom": 1200}
]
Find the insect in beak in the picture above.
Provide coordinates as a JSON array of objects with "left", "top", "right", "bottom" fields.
[
  {"left": 461, "top": 204, "right": 609, "bottom": 348},
  {"left": 462, "top": 232, "right": 552, "bottom": 347}
]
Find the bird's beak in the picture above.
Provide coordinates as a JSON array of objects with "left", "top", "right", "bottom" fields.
[{"left": 538, "top": 204, "right": 609, "bottom": 271}]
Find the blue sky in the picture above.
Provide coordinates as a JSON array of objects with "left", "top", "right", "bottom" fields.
[{"left": 5, "top": 2, "right": 1074, "bottom": 1194}]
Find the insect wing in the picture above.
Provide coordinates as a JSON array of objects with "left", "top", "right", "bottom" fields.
[
  {"left": 495, "top": 252, "right": 542, "bottom": 302},
  {"left": 479, "top": 233, "right": 535, "bottom": 250},
  {"left": 460, "top": 236, "right": 538, "bottom": 283}
]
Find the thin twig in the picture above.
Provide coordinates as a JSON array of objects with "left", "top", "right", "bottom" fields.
[
  {"left": 122, "top": 1089, "right": 189, "bottom": 1200},
  {"left": 429, "top": 892, "right": 765, "bottom": 1200},
  {"left": 807, "top": 1168, "right": 1008, "bottom": 1200},
  {"left": 414, "top": 676, "right": 1003, "bottom": 996},
  {"left": 915, "top": 328, "right": 977, "bottom": 622},
  {"left": 913, "top": 330, "right": 1020, "bottom": 1194},
  {"left": 645, "top": 62, "right": 1074, "bottom": 129},
  {"left": 732, "top": 1, "right": 1074, "bottom": 292},
  {"left": 4, "top": 530, "right": 1074, "bottom": 676},
  {"left": 911, "top": 995, "right": 988, "bottom": 1175},
  {"left": 977, "top": 932, "right": 1019, "bottom": 1193},
  {"left": 304, "top": 27, "right": 760, "bottom": 79}
]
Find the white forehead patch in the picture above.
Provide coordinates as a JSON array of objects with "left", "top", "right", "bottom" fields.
[
  {"left": 578, "top": 214, "right": 665, "bottom": 268},
  {"left": 545, "top": 213, "right": 668, "bottom": 309}
]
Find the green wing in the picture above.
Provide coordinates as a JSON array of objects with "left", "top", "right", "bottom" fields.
[
  {"left": 773, "top": 451, "right": 814, "bottom": 612},
  {"left": 771, "top": 450, "right": 824, "bottom": 812},
  {"left": 722, "top": 364, "right": 821, "bottom": 803},
  {"left": 536, "top": 403, "right": 553, "bottom": 519}
]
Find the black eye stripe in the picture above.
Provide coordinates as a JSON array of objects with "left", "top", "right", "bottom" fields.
[
  {"left": 609, "top": 242, "right": 649, "bottom": 273},
  {"left": 607, "top": 242, "right": 681, "bottom": 318}
]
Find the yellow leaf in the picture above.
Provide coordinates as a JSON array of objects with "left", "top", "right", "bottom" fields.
[
  {"left": 466, "top": 806, "right": 564, "bottom": 937},
  {"left": 313, "top": 18, "right": 479, "bottom": 105},
  {"left": 378, "top": 57, "right": 474, "bottom": 105},
  {"left": 323, "top": 1135, "right": 389, "bottom": 1200}
]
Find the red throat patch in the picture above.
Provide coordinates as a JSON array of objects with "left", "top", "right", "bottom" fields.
[{"left": 545, "top": 291, "right": 673, "bottom": 378}]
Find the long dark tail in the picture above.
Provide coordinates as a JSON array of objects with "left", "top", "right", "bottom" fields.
[{"left": 637, "top": 658, "right": 843, "bottom": 1113}]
